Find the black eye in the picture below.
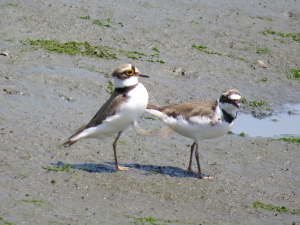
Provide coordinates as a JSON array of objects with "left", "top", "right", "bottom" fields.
[
  {"left": 125, "top": 69, "right": 134, "bottom": 76},
  {"left": 223, "top": 96, "right": 228, "bottom": 101}
]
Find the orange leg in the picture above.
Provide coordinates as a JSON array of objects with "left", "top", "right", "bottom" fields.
[{"left": 113, "top": 131, "right": 129, "bottom": 171}]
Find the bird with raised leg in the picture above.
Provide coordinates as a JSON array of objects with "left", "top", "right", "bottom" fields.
[{"left": 63, "top": 64, "right": 149, "bottom": 171}]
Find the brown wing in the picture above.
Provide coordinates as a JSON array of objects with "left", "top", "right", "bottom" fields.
[
  {"left": 66, "top": 91, "right": 126, "bottom": 140},
  {"left": 148, "top": 100, "right": 218, "bottom": 120},
  {"left": 85, "top": 91, "right": 126, "bottom": 128}
]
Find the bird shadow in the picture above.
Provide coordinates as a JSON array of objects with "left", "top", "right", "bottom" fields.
[{"left": 51, "top": 161, "right": 202, "bottom": 178}]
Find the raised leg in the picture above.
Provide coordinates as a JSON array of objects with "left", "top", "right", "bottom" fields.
[
  {"left": 195, "top": 143, "right": 213, "bottom": 180},
  {"left": 187, "top": 142, "right": 196, "bottom": 173},
  {"left": 113, "top": 131, "right": 129, "bottom": 171},
  {"left": 133, "top": 121, "right": 150, "bottom": 136}
]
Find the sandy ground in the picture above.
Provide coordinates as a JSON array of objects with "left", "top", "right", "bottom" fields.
[{"left": 1, "top": 0, "right": 300, "bottom": 224}]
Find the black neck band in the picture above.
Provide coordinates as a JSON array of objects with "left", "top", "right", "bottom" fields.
[
  {"left": 115, "top": 84, "right": 138, "bottom": 94},
  {"left": 222, "top": 109, "right": 236, "bottom": 123}
]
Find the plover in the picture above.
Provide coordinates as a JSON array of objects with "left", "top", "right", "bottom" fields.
[
  {"left": 63, "top": 64, "right": 149, "bottom": 171},
  {"left": 146, "top": 89, "right": 241, "bottom": 179}
]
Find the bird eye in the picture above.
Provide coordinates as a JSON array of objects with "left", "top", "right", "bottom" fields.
[
  {"left": 125, "top": 69, "right": 134, "bottom": 76},
  {"left": 224, "top": 96, "right": 228, "bottom": 101}
]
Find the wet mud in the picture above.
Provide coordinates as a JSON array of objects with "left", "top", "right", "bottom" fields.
[{"left": 1, "top": 0, "right": 300, "bottom": 224}]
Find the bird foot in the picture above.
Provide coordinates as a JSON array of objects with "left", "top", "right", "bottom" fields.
[
  {"left": 133, "top": 122, "right": 151, "bottom": 136},
  {"left": 187, "top": 170, "right": 214, "bottom": 180},
  {"left": 200, "top": 175, "right": 214, "bottom": 180},
  {"left": 186, "top": 168, "right": 197, "bottom": 174},
  {"left": 159, "top": 127, "right": 172, "bottom": 138},
  {"left": 116, "top": 166, "right": 130, "bottom": 171}
]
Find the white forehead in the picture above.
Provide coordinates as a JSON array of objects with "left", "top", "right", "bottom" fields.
[
  {"left": 117, "top": 64, "right": 139, "bottom": 74},
  {"left": 118, "top": 64, "right": 132, "bottom": 73},
  {"left": 228, "top": 94, "right": 241, "bottom": 100}
]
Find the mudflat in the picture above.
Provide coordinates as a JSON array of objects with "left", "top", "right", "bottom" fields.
[{"left": 1, "top": 0, "right": 300, "bottom": 224}]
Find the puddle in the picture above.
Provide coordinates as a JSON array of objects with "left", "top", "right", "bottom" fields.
[{"left": 231, "top": 103, "right": 300, "bottom": 137}]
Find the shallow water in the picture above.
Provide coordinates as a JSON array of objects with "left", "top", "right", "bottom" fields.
[{"left": 232, "top": 103, "right": 300, "bottom": 137}]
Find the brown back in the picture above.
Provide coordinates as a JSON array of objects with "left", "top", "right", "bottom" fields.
[
  {"left": 68, "top": 91, "right": 127, "bottom": 139},
  {"left": 147, "top": 100, "right": 218, "bottom": 120}
]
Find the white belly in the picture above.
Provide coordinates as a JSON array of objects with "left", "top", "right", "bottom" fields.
[
  {"left": 72, "top": 83, "right": 148, "bottom": 141},
  {"left": 163, "top": 115, "right": 234, "bottom": 141},
  {"left": 117, "top": 83, "right": 149, "bottom": 122}
]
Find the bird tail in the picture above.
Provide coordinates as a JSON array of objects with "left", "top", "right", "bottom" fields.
[
  {"left": 146, "top": 104, "right": 166, "bottom": 119},
  {"left": 146, "top": 104, "right": 165, "bottom": 111},
  {"left": 62, "top": 124, "right": 87, "bottom": 147},
  {"left": 62, "top": 140, "right": 77, "bottom": 147}
]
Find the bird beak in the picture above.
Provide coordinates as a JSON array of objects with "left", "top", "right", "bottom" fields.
[
  {"left": 233, "top": 101, "right": 240, "bottom": 109},
  {"left": 137, "top": 74, "right": 149, "bottom": 78}
]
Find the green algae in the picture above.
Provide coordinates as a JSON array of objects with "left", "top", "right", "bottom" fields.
[
  {"left": 249, "top": 100, "right": 267, "bottom": 107},
  {"left": 276, "top": 138, "right": 300, "bottom": 144},
  {"left": 253, "top": 201, "right": 300, "bottom": 214},
  {"left": 255, "top": 48, "right": 268, "bottom": 54},
  {"left": 42, "top": 164, "right": 70, "bottom": 172},
  {"left": 26, "top": 39, "right": 165, "bottom": 63},
  {"left": 27, "top": 39, "right": 118, "bottom": 59},
  {"left": 262, "top": 30, "right": 300, "bottom": 43},
  {"left": 287, "top": 69, "right": 300, "bottom": 79}
]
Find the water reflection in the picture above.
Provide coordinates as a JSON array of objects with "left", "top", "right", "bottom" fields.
[{"left": 231, "top": 103, "right": 300, "bottom": 137}]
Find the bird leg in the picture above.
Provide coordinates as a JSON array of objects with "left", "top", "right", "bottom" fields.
[
  {"left": 187, "top": 142, "right": 196, "bottom": 173},
  {"left": 113, "top": 131, "right": 129, "bottom": 171},
  {"left": 195, "top": 143, "right": 213, "bottom": 180},
  {"left": 133, "top": 121, "right": 150, "bottom": 136}
]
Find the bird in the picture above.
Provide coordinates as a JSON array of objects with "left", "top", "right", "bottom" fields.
[
  {"left": 146, "top": 89, "right": 241, "bottom": 179},
  {"left": 63, "top": 63, "right": 149, "bottom": 171}
]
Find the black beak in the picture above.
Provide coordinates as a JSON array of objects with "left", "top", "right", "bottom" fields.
[
  {"left": 233, "top": 101, "right": 240, "bottom": 109},
  {"left": 137, "top": 74, "right": 149, "bottom": 78}
]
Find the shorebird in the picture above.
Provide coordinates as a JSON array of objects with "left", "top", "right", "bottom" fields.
[
  {"left": 146, "top": 89, "right": 241, "bottom": 179},
  {"left": 63, "top": 63, "right": 149, "bottom": 171}
]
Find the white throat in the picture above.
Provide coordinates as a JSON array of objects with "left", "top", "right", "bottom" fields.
[
  {"left": 218, "top": 100, "right": 238, "bottom": 118},
  {"left": 114, "top": 76, "right": 139, "bottom": 88}
]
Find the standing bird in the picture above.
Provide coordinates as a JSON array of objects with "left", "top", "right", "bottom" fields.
[
  {"left": 146, "top": 89, "right": 241, "bottom": 179},
  {"left": 63, "top": 64, "right": 149, "bottom": 171}
]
